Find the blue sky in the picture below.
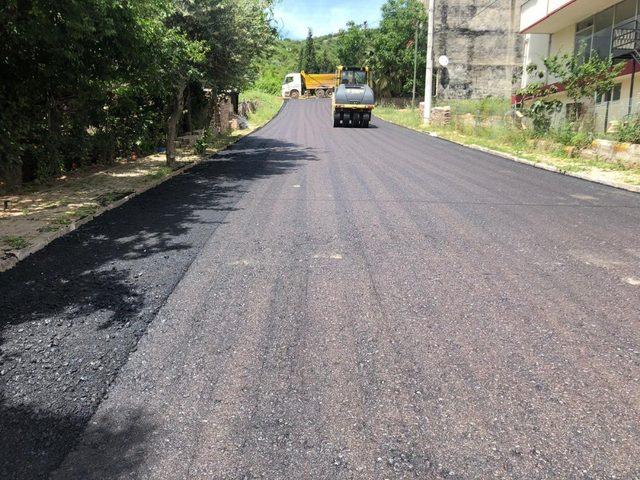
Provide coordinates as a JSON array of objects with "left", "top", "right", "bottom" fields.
[{"left": 273, "top": 0, "right": 386, "bottom": 39}]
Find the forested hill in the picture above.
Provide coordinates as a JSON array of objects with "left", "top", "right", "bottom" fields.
[{"left": 253, "top": 0, "right": 427, "bottom": 97}]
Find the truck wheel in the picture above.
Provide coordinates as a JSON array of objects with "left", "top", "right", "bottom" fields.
[
  {"left": 333, "top": 112, "right": 341, "bottom": 127},
  {"left": 316, "top": 89, "right": 326, "bottom": 98},
  {"left": 363, "top": 119, "right": 370, "bottom": 128},
  {"left": 326, "top": 89, "right": 333, "bottom": 97},
  {"left": 290, "top": 90, "right": 300, "bottom": 99},
  {"left": 354, "top": 112, "right": 362, "bottom": 128}
]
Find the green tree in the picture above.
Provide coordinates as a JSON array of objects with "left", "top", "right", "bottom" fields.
[
  {"left": 0, "top": 0, "right": 276, "bottom": 189},
  {"left": 318, "top": 48, "right": 335, "bottom": 72},
  {"left": 336, "top": 21, "right": 372, "bottom": 67},
  {"left": 301, "top": 28, "right": 319, "bottom": 73},
  {"left": 253, "top": 38, "right": 300, "bottom": 94},
  {"left": 543, "top": 52, "right": 622, "bottom": 123},
  {"left": 371, "top": 0, "right": 427, "bottom": 97}
]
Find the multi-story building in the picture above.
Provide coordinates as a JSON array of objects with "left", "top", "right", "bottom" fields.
[
  {"left": 520, "top": 0, "right": 640, "bottom": 131},
  {"left": 430, "top": 0, "right": 523, "bottom": 99}
]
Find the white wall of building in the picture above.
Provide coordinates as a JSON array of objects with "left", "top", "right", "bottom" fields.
[{"left": 519, "top": 0, "right": 640, "bottom": 130}]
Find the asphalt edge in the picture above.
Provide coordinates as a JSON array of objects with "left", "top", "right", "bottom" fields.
[
  {"left": 374, "top": 115, "right": 640, "bottom": 195},
  {"left": 0, "top": 98, "right": 287, "bottom": 273}
]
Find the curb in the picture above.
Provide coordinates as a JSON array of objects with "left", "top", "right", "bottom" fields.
[
  {"left": 0, "top": 161, "right": 197, "bottom": 273},
  {"left": 376, "top": 116, "right": 640, "bottom": 195},
  {"left": 437, "top": 135, "right": 640, "bottom": 194},
  {"left": 0, "top": 99, "right": 285, "bottom": 273}
]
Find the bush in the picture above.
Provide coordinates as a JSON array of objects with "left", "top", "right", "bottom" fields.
[
  {"left": 552, "top": 123, "right": 592, "bottom": 149},
  {"left": 194, "top": 138, "right": 208, "bottom": 155},
  {"left": 553, "top": 123, "right": 575, "bottom": 146},
  {"left": 569, "top": 131, "right": 593, "bottom": 149},
  {"left": 616, "top": 116, "right": 640, "bottom": 144},
  {"left": 193, "top": 129, "right": 213, "bottom": 155}
]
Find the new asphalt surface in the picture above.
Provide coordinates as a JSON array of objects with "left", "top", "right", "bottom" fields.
[{"left": 2, "top": 99, "right": 640, "bottom": 479}]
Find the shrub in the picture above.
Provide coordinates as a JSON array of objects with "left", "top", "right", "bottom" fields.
[
  {"left": 616, "top": 116, "right": 640, "bottom": 144},
  {"left": 569, "top": 131, "right": 593, "bottom": 149},
  {"left": 194, "top": 138, "right": 208, "bottom": 155},
  {"left": 552, "top": 123, "right": 592, "bottom": 149},
  {"left": 194, "top": 129, "right": 214, "bottom": 155},
  {"left": 553, "top": 123, "right": 575, "bottom": 146}
]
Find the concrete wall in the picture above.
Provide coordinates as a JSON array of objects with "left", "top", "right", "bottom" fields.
[
  {"left": 522, "top": 33, "right": 550, "bottom": 86},
  {"left": 433, "top": 0, "right": 524, "bottom": 99}
]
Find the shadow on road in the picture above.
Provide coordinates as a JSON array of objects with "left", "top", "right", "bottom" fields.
[
  {"left": 0, "top": 134, "right": 317, "bottom": 479},
  {"left": 49, "top": 407, "right": 157, "bottom": 480}
]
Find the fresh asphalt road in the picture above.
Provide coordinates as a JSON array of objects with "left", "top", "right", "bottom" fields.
[{"left": 3, "top": 99, "right": 640, "bottom": 479}]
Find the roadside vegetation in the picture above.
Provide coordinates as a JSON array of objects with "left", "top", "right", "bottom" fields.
[
  {"left": 240, "top": 90, "right": 284, "bottom": 128},
  {"left": 376, "top": 49, "right": 640, "bottom": 188},
  {"left": 0, "top": 94, "right": 281, "bottom": 260},
  {"left": 0, "top": 0, "right": 277, "bottom": 193},
  {"left": 375, "top": 105, "right": 640, "bottom": 187}
]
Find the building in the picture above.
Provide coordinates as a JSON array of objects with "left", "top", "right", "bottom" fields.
[
  {"left": 520, "top": 0, "right": 640, "bottom": 131},
  {"left": 430, "top": 0, "right": 523, "bottom": 99}
]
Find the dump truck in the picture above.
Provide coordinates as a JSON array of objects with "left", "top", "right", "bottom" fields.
[
  {"left": 281, "top": 71, "right": 335, "bottom": 99},
  {"left": 332, "top": 66, "right": 375, "bottom": 128}
]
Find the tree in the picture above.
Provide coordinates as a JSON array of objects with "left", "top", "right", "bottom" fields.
[
  {"left": 318, "top": 48, "right": 336, "bottom": 72},
  {"left": 520, "top": 52, "right": 623, "bottom": 132},
  {"left": 336, "top": 21, "right": 372, "bottom": 67},
  {"left": 0, "top": 0, "right": 165, "bottom": 188},
  {"left": 543, "top": 52, "right": 623, "bottom": 123},
  {"left": 371, "top": 0, "right": 427, "bottom": 98},
  {"left": 301, "top": 28, "right": 319, "bottom": 73},
  {"left": 0, "top": 0, "right": 277, "bottom": 189}
]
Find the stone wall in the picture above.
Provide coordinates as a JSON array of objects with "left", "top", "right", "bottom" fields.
[{"left": 431, "top": 0, "right": 523, "bottom": 100}]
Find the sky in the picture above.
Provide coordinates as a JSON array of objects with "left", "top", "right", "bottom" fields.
[{"left": 272, "top": 0, "right": 386, "bottom": 40}]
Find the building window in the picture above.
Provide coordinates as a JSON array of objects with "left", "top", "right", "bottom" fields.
[
  {"left": 575, "top": 18, "right": 594, "bottom": 62},
  {"left": 575, "top": 1, "right": 640, "bottom": 60},
  {"left": 596, "top": 83, "right": 622, "bottom": 103},
  {"left": 593, "top": 8, "right": 614, "bottom": 58},
  {"left": 615, "top": 0, "right": 637, "bottom": 25}
]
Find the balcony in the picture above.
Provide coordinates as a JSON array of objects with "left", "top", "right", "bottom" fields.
[
  {"left": 612, "top": 18, "right": 640, "bottom": 59},
  {"left": 521, "top": 0, "right": 621, "bottom": 33}
]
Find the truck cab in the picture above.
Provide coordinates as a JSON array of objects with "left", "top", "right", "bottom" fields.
[{"left": 282, "top": 73, "right": 302, "bottom": 99}]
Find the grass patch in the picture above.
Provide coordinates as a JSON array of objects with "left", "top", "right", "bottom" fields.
[
  {"left": 437, "top": 98, "right": 511, "bottom": 116},
  {"left": 95, "top": 190, "right": 134, "bottom": 206},
  {"left": 240, "top": 89, "right": 283, "bottom": 129},
  {"left": 146, "top": 166, "right": 174, "bottom": 180},
  {"left": 2, "top": 235, "right": 30, "bottom": 250},
  {"left": 72, "top": 205, "right": 99, "bottom": 219},
  {"left": 375, "top": 105, "right": 640, "bottom": 187},
  {"left": 37, "top": 225, "right": 60, "bottom": 233},
  {"left": 51, "top": 217, "right": 72, "bottom": 226},
  {"left": 375, "top": 106, "right": 425, "bottom": 131}
]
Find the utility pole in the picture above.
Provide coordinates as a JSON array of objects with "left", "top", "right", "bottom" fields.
[
  {"left": 412, "top": 23, "right": 419, "bottom": 108},
  {"left": 423, "top": 0, "right": 435, "bottom": 123}
]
